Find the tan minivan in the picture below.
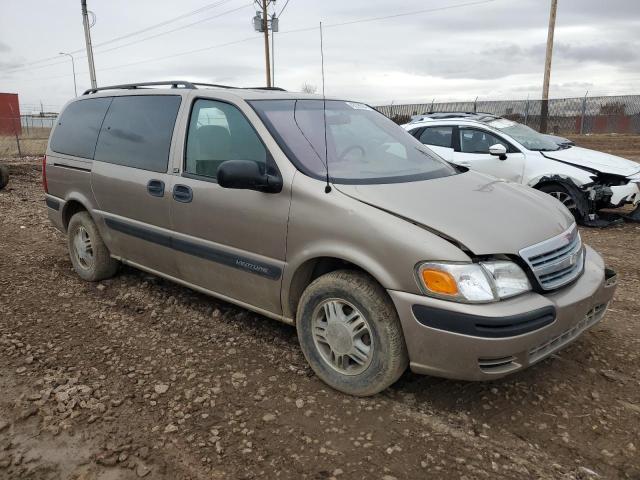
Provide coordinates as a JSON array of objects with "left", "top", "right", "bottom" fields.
[{"left": 44, "top": 81, "right": 617, "bottom": 396}]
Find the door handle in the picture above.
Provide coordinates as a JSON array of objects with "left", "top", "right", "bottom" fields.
[
  {"left": 147, "top": 179, "right": 165, "bottom": 197},
  {"left": 172, "top": 184, "right": 193, "bottom": 203}
]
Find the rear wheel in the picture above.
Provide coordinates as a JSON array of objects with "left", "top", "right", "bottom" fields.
[
  {"left": 67, "top": 211, "right": 118, "bottom": 281},
  {"left": 296, "top": 270, "right": 408, "bottom": 396}
]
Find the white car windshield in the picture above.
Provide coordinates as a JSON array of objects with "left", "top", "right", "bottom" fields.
[{"left": 488, "top": 119, "right": 561, "bottom": 152}]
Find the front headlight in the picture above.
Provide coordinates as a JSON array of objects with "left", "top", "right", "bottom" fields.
[{"left": 416, "top": 260, "right": 531, "bottom": 303}]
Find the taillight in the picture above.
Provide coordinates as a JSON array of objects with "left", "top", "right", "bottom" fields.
[{"left": 42, "top": 155, "right": 48, "bottom": 193}]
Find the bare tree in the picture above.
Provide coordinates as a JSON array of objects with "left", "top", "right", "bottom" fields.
[{"left": 300, "top": 82, "right": 318, "bottom": 94}]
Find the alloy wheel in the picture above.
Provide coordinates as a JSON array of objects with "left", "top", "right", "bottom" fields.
[{"left": 311, "top": 298, "right": 374, "bottom": 375}]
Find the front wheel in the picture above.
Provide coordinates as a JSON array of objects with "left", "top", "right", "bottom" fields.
[
  {"left": 296, "top": 270, "right": 408, "bottom": 396},
  {"left": 538, "top": 182, "right": 584, "bottom": 220}
]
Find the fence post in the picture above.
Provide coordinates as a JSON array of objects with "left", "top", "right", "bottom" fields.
[
  {"left": 579, "top": 91, "right": 588, "bottom": 135},
  {"left": 13, "top": 120, "right": 22, "bottom": 158},
  {"left": 473, "top": 96, "right": 478, "bottom": 113},
  {"left": 524, "top": 98, "right": 530, "bottom": 126}
]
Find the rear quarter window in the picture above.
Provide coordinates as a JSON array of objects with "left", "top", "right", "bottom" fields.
[
  {"left": 94, "top": 95, "right": 182, "bottom": 173},
  {"left": 419, "top": 126, "right": 453, "bottom": 148},
  {"left": 50, "top": 98, "right": 112, "bottom": 158}
]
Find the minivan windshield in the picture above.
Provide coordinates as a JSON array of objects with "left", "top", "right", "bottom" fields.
[
  {"left": 249, "top": 99, "right": 457, "bottom": 184},
  {"left": 487, "top": 119, "right": 561, "bottom": 152}
]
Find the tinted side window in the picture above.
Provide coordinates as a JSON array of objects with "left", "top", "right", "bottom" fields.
[
  {"left": 459, "top": 128, "right": 514, "bottom": 154},
  {"left": 50, "top": 98, "right": 112, "bottom": 158},
  {"left": 94, "top": 95, "right": 181, "bottom": 173},
  {"left": 419, "top": 126, "right": 453, "bottom": 148},
  {"left": 185, "top": 99, "right": 266, "bottom": 180}
]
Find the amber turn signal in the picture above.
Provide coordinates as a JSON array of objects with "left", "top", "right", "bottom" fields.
[{"left": 421, "top": 269, "right": 459, "bottom": 295}]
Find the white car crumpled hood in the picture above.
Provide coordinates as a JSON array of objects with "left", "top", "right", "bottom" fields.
[{"left": 543, "top": 146, "right": 640, "bottom": 177}]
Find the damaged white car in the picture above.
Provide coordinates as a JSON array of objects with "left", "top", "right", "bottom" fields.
[{"left": 404, "top": 113, "right": 640, "bottom": 226}]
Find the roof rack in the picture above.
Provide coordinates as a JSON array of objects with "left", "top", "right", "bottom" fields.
[
  {"left": 245, "top": 86, "right": 287, "bottom": 91},
  {"left": 83, "top": 80, "right": 287, "bottom": 95},
  {"left": 83, "top": 81, "right": 198, "bottom": 95},
  {"left": 418, "top": 111, "right": 500, "bottom": 118}
]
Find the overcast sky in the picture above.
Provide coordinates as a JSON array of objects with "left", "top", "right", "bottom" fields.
[{"left": 1, "top": 0, "right": 639, "bottom": 112}]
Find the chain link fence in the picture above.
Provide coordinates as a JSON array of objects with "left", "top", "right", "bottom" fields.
[
  {"left": 376, "top": 94, "right": 640, "bottom": 134},
  {"left": 0, "top": 115, "right": 54, "bottom": 157}
]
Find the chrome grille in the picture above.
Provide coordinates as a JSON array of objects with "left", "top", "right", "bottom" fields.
[{"left": 519, "top": 224, "right": 584, "bottom": 290}]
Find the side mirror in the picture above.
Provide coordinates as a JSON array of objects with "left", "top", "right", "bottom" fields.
[
  {"left": 489, "top": 144, "right": 507, "bottom": 160},
  {"left": 217, "top": 160, "right": 282, "bottom": 193}
]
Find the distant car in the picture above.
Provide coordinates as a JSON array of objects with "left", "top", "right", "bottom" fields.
[{"left": 404, "top": 113, "right": 640, "bottom": 224}]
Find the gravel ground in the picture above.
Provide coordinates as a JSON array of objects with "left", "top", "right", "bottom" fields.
[{"left": 1, "top": 147, "right": 639, "bottom": 479}]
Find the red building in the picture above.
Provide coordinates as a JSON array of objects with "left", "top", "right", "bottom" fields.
[{"left": 0, "top": 93, "right": 21, "bottom": 136}]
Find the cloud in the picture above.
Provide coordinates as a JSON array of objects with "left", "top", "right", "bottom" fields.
[
  {"left": 3, "top": 0, "right": 640, "bottom": 107},
  {"left": 555, "top": 42, "right": 640, "bottom": 65}
]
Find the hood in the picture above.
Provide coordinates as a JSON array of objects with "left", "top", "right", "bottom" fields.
[
  {"left": 335, "top": 171, "right": 574, "bottom": 256},
  {"left": 543, "top": 146, "right": 640, "bottom": 177}
]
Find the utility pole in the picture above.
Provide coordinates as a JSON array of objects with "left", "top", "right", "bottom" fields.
[
  {"left": 253, "top": 2, "right": 277, "bottom": 87},
  {"left": 81, "top": 0, "right": 97, "bottom": 89},
  {"left": 262, "top": 0, "right": 271, "bottom": 87},
  {"left": 540, "top": 0, "right": 558, "bottom": 133}
]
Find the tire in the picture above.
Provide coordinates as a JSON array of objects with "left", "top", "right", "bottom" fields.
[
  {"left": 538, "top": 182, "right": 584, "bottom": 221},
  {"left": 0, "top": 165, "right": 9, "bottom": 191},
  {"left": 67, "top": 211, "right": 119, "bottom": 281},
  {"left": 296, "top": 270, "right": 408, "bottom": 396}
]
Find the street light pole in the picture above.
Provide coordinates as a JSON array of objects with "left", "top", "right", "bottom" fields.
[{"left": 59, "top": 52, "right": 78, "bottom": 97}]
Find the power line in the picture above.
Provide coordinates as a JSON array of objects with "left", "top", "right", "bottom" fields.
[
  {"left": 3, "top": 0, "right": 500, "bottom": 81},
  {"left": 97, "top": 36, "right": 261, "bottom": 73},
  {"left": 86, "top": 0, "right": 238, "bottom": 51},
  {"left": 278, "top": 0, "right": 292, "bottom": 17},
  {"left": 4, "top": 2, "right": 250, "bottom": 76},
  {"left": 278, "top": 0, "right": 499, "bottom": 35},
  {"left": 93, "top": 3, "right": 252, "bottom": 56},
  {"left": 4, "top": 0, "right": 239, "bottom": 72},
  {"left": 96, "top": 0, "right": 502, "bottom": 73}
]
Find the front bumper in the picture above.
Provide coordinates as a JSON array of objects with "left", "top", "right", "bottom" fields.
[
  {"left": 389, "top": 246, "right": 617, "bottom": 381},
  {"left": 609, "top": 181, "right": 640, "bottom": 207}
]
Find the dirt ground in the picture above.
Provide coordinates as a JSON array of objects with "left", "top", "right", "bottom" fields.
[{"left": 1, "top": 136, "right": 639, "bottom": 479}]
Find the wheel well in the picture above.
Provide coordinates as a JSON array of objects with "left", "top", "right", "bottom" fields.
[
  {"left": 62, "top": 200, "right": 87, "bottom": 231},
  {"left": 532, "top": 177, "right": 592, "bottom": 219},
  {"left": 287, "top": 257, "right": 371, "bottom": 320},
  {"left": 533, "top": 179, "right": 568, "bottom": 191}
]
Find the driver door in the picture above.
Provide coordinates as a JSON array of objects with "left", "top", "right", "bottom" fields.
[
  {"left": 452, "top": 127, "right": 525, "bottom": 182},
  {"left": 168, "top": 97, "right": 291, "bottom": 314}
]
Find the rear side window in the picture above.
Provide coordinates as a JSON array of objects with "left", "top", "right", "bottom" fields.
[
  {"left": 185, "top": 99, "right": 267, "bottom": 180},
  {"left": 419, "top": 126, "right": 453, "bottom": 148},
  {"left": 50, "top": 98, "right": 112, "bottom": 158},
  {"left": 94, "top": 95, "right": 181, "bottom": 173}
]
